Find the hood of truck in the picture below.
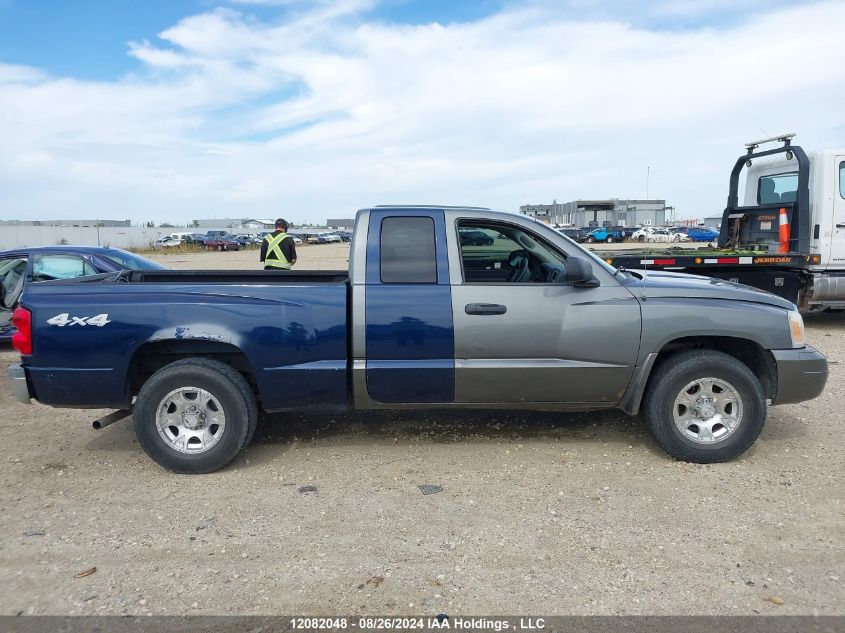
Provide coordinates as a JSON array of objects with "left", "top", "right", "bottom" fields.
[{"left": 621, "top": 269, "right": 795, "bottom": 310}]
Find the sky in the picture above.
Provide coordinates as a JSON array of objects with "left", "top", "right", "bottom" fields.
[{"left": 0, "top": 0, "right": 843, "bottom": 226}]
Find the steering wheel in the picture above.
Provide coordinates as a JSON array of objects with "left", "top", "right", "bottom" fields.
[{"left": 506, "top": 249, "right": 531, "bottom": 282}]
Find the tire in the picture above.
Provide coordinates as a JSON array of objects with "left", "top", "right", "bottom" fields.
[
  {"left": 586, "top": 237, "right": 595, "bottom": 243},
  {"left": 133, "top": 358, "right": 257, "bottom": 474},
  {"left": 642, "top": 350, "right": 766, "bottom": 463},
  {"left": 673, "top": 235, "right": 681, "bottom": 242},
  {"left": 217, "top": 245, "right": 223, "bottom": 252},
  {"left": 638, "top": 235, "right": 645, "bottom": 242},
  {"left": 607, "top": 237, "right": 614, "bottom": 243}
]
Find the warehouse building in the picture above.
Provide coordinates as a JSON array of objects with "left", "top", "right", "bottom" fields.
[
  {"left": 0, "top": 219, "right": 131, "bottom": 227},
  {"left": 520, "top": 199, "right": 667, "bottom": 227},
  {"left": 326, "top": 218, "right": 355, "bottom": 230}
]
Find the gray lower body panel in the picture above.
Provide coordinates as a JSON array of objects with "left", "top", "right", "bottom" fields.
[
  {"left": 7, "top": 363, "right": 32, "bottom": 404},
  {"left": 771, "top": 346, "right": 828, "bottom": 405}
]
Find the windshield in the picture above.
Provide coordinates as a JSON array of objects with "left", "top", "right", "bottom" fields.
[
  {"left": 524, "top": 217, "right": 619, "bottom": 275},
  {"left": 103, "top": 250, "right": 166, "bottom": 270}
]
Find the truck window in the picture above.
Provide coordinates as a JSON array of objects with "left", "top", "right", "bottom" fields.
[
  {"left": 758, "top": 172, "right": 798, "bottom": 204},
  {"left": 380, "top": 217, "right": 437, "bottom": 284},
  {"left": 458, "top": 220, "right": 566, "bottom": 284},
  {"left": 840, "top": 161, "right": 844, "bottom": 199}
]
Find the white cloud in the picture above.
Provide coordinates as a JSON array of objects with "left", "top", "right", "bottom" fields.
[{"left": 0, "top": 0, "right": 844, "bottom": 224}]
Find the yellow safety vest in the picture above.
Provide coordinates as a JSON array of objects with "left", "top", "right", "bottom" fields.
[{"left": 264, "top": 232, "right": 291, "bottom": 269}]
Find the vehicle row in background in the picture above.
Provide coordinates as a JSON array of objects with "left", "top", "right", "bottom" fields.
[{"left": 554, "top": 224, "right": 717, "bottom": 244}]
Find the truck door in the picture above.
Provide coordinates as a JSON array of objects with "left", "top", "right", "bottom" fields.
[
  {"left": 364, "top": 210, "right": 455, "bottom": 403},
  {"left": 449, "top": 218, "right": 640, "bottom": 404},
  {"left": 831, "top": 157, "right": 845, "bottom": 266}
]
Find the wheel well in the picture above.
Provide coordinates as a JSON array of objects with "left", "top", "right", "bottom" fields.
[
  {"left": 127, "top": 340, "right": 258, "bottom": 401},
  {"left": 651, "top": 336, "right": 777, "bottom": 400}
]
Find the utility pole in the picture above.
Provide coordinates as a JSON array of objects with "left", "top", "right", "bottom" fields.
[{"left": 646, "top": 166, "right": 650, "bottom": 200}]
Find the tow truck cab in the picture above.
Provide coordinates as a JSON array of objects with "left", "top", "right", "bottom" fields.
[{"left": 604, "top": 135, "right": 845, "bottom": 310}]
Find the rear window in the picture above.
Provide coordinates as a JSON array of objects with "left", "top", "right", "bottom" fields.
[
  {"left": 33, "top": 255, "right": 97, "bottom": 280},
  {"left": 758, "top": 172, "right": 798, "bottom": 204},
  {"left": 380, "top": 217, "right": 436, "bottom": 284}
]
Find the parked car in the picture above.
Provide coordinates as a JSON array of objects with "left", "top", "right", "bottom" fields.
[
  {"left": 234, "top": 235, "right": 260, "bottom": 247},
  {"left": 459, "top": 229, "right": 495, "bottom": 246},
  {"left": 622, "top": 227, "right": 638, "bottom": 239},
  {"left": 323, "top": 233, "right": 342, "bottom": 244},
  {"left": 0, "top": 246, "right": 165, "bottom": 342},
  {"left": 631, "top": 227, "right": 653, "bottom": 242},
  {"left": 181, "top": 233, "right": 210, "bottom": 245},
  {"left": 673, "top": 226, "right": 720, "bottom": 242},
  {"left": 557, "top": 227, "right": 587, "bottom": 242},
  {"left": 643, "top": 228, "right": 691, "bottom": 243},
  {"left": 154, "top": 237, "right": 182, "bottom": 248},
  {"left": 584, "top": 227, "right": 623, "bottom": 243},
  {"left": 7, "top": 206, "right": 827, "bottom": 473},
  {"left": 292, "top": 236, "right": 303, "bottom": 245},
  {"left": 204, "top": 236, "right": 241, "bottom": 251},
  {"left": 305, "top": 233, "right": 327, "bottom": 244}
]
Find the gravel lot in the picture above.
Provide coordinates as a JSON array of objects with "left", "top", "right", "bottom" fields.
[{"left": 1, "top": 243, "right": 842, "bottom": 616}]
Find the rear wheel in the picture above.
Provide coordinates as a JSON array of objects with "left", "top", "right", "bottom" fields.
[
  {"left": 586, "top": 236, "right": 595, "bottom": 243},
  {"left": 642, "top": 350, "right": 766, "bottom": 463},
  {"left": 606, "top": 237, "right": 614, "bottom": 243},
  {"left": 133, "top": 359, "right": 257, "bottom": 473}
]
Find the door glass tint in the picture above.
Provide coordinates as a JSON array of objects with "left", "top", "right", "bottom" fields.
[
  {"left": 33, "top": 255, "right": 97, "bottom": 280},
  {"left": 458, "top": 221, "right": 566, "bottom": 283},
  {"left": 380, "top": 217, "right": 437, "bottom": 283},
  {"left": 839, "top": 161, "right": 844, "bottom": 199},
  {"left": 758, "top": 172, "right": 798, "bottom": 204}
]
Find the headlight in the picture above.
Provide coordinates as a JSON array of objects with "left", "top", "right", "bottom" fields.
[{"left": 788, "top": 310, "right": 805, "bottom": 348}]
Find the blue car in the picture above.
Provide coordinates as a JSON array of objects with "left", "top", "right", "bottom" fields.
[
  {"left": 673, "top": 226, "right": 720, "bottom": 242},
  {"left": 1, "top": 246, "right": 165, "bottom": 342}
]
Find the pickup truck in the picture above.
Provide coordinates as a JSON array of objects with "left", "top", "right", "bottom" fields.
[
  {"left": 7, "top": 206, "right": 828, "bottom": 473},
  {"left": 584, "top": 227, "right": 623, "bottom": 243}
]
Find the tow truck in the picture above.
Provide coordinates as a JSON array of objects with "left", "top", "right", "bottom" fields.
[{"left": 600, "top": 134, "right": 845, "bottom": 311}]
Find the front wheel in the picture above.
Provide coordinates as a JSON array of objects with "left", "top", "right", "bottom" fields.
[
  {"left": 642, "top": 350, "right": 766, "bottom": 463},
  {"left": 133, "top": 358, "right": 257, "bottom": 473},
  {"left": 586, "top": 236, "right": 595, "bottom": 243},
  {"left": 606, "top": 237, "right": 614, "bottom": 243}
]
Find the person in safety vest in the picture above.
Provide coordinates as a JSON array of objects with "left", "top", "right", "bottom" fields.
[{"left": 260, "top": 218, "right": 297, "bottom": 270}]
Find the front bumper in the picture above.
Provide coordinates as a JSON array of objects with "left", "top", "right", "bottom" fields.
[
  {"left": 7, "top": 363, "right": 32, "bottom": 404},
  {"left": 771, "top": 345, "right": 828, "bottom": 405}
]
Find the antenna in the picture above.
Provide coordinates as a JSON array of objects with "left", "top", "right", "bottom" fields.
[{"left": 641, "top": 259, "right": 647, "bottom": 302}]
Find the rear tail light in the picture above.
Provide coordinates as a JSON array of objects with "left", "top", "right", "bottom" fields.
[{"left": 11, "top": 306, "right": 32, "bottom": 355}]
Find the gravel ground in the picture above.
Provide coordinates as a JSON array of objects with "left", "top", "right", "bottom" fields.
[{"left": 0, "top": 244, "right": 842, "bottom": 616}]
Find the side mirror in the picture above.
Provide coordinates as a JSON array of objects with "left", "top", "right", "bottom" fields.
[{"left": 564, "top": 256, "right": 599, "bottom": 287}]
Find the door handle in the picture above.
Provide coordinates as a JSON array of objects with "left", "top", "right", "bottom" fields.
[
  {"left": 837, "top": 223, "right": 845, "bottom": 228},
  {"left": 465, "top": 303, "right": 507, "bottom": 315}
]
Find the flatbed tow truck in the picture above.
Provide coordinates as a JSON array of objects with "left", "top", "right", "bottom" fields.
[{"left": 599, "top": 134, "right": 845, "bottom": 311}]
